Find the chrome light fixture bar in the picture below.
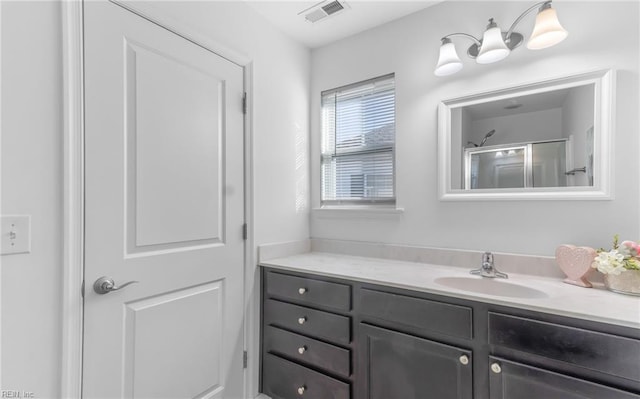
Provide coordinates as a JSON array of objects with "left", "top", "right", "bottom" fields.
[{"left": 434, "top": 1, "right": 568, "bottom": 77}]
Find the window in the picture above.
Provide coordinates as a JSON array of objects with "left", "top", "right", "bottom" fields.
[{"left": 321, "top": 74, "right": 395, "bottom": 206}]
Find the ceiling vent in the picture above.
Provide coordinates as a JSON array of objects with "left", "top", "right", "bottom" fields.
[{"left": 300, "top": 0, "right": 349, "bottom": 23}]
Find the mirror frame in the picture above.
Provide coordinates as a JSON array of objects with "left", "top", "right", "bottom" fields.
[{"left": 438, "top": 69, "right": 615, "bottom": 201}]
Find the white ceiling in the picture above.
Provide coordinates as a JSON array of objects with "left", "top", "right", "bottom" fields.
[
  {"left": 243, "top": 0, "right": 441, "bottom": 49},
  {"left": 464, "top": 88, "right": 575, "bottom": 120}
]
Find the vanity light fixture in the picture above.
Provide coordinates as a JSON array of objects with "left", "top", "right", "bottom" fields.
[{"left": 434, "top": 1, "right": 568, "bottom": 76}]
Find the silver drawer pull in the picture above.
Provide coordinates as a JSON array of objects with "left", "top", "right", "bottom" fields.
[
  {"left": 297, "top": 386, "right": 306, "bottom": 395},
  {"left": 298, "top": 346, "right": 307, "bottom": 355},
  {"left": 298, "top": 316, "right": 307, "bottom": 325},
  {"left": 298, "top": 287, "right": 307, "bottom": 295},
  {"left": 459, "top": 355, "right": 469, "bottom": 365},
  {"left": 491, "top": 363, "right": 502, "bottom": 374}
]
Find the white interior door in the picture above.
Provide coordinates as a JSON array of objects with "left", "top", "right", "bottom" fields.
[{"left": 82, "top": 2, "right": 245, "bottom": 398}]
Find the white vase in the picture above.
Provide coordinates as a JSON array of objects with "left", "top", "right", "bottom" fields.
[{"left": 604, "top": 270, "right": 640, "bottom": 296}]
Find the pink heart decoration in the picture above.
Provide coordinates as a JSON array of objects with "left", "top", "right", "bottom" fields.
[{"left": 555, "top": 245, "right": 597, "bottom": 288}]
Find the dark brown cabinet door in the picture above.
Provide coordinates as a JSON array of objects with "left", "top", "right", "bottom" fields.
[
  {"left": 356, "top": 323, "right": 473, "bottom": 399},
  {"left": 489, "top": 357, "right": 640, "bottom": 399}
]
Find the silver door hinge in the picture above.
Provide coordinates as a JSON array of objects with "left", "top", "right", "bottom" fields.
[
  {"left": 242, "top": 223, "right": 247, "bottom": 240},
  {"left": 243, "top": 351, "right": 248, "bottom": 368},
  {"left": 81, "top": 280, "right": 85, "bottom": 299},
  {"left": 242, "top": 92, "right": 247, "bottom": 114}
]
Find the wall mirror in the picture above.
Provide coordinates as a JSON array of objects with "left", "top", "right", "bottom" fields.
[{"left": 438, "top": 69, "right": 614, "bottom": 200}]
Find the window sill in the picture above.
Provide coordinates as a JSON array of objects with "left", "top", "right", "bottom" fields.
[{"left": 312, "top": 206, "right": 405, "bottom": 218}]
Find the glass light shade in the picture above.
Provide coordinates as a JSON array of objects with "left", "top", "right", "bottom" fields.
[
  {"left": 476, "top": 26, "right": 510, "bottom": 64},
  {"left": 434, "top": 42, "right": 463, "bottom": 76},
  {"left": 527, "top": 7, "right": 568, "bottom": 50}
]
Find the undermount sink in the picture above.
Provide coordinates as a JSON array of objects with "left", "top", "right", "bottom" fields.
[{"left": 434, "top": 276, "right": 549, "bottom": 299}]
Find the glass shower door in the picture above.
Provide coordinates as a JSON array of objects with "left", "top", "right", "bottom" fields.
[
  {"left": 531, "top": 141, "right": 567, "bottom": 187},
  {"left": 466, "top": 146, "right": 527, "bottom": 189},
  {"left": 464, "top": 140, "right": 568, "bottom": 190}
]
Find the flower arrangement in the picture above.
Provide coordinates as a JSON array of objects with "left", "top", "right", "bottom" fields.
[{"left": 592, "top": 235, "right": 640, "bottom": 275}]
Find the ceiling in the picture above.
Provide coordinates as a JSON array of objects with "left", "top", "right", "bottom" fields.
[
  {"left": 464, "top": 88, "right": 575, "bottom": 120},
  {"left": 243, "top": 0, "right": 442, "bottom": 48}
]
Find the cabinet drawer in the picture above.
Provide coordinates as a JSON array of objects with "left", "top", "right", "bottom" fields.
[
  {"left": 264, "top": 299, "right": 351, "bottom": 345},
  {"left": 359, "top": 288, "right": 473, "bottom": 340},
  {"left": 265, "top": 271, "right": 352, "bottom": 311},
  {"left": 264, "top": 326, "right": 351, "bottom": 378},
  {"left": 489, "top": 356, "right": 640, "bottom": 399},
  {"left": 489, "top": 312, "right": 640, "bottom": 383},
  {"left": 263, "top": 353, "right": 350, "bottom": 399}
]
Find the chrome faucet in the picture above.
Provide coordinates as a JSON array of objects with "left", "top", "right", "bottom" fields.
[{"left": 470, "top": 252, "right": 508, "bottom": 279}]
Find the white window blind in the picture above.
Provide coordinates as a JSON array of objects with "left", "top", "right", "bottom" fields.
[{"left": 321, "top": 74, "right": 395, "bottom": 205}]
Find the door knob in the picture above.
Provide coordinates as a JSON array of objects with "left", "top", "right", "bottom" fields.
[{"left": 93, "top": 276, "right": 139, "bottom": 295}]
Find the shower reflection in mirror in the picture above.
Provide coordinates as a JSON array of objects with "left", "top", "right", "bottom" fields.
[
  {"left": 465, "top": 139, "right": 575, "bottom": 189},
  {"left": 457, "top": 83, "right": 595, "bottom": 190}
]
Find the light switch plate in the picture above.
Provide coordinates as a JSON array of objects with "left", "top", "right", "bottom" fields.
[{"left": 1, "top": 215, "right": 31, "bottom": 255}]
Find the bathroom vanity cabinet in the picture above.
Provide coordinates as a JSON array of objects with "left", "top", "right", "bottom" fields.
[{"left": 260, "top": 267, "right": 640, "bottom": 399}]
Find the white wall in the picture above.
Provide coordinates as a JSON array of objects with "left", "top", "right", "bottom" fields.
[
  {"left": 451, "top": 108, "right": 463, "bottom": 188},
  {"left": 468, "top": 108, "right": 563, "bottom": 146},
  {"left": 562, "top": 84, "right": 595, "bottom": 186},
  {"left": 310, "top": 1, "right": 640, "bottom": 256},
  {"left": 1, "top": 2, "right": 63, "bottom": 397},
  {"left": 1, "top": 1, "right": 310, "bottom": 397}
]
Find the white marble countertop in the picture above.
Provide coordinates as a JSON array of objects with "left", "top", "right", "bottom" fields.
[{"left": 261, "top": 252, "right": 640, "bottom": 329}]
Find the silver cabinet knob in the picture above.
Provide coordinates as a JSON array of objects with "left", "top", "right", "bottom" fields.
[
  {"left": 491, "top": 363, "right": 502, "bottom": 374},
  {"left": 459, "top": 355, "right": 469, "bottom": 365},
  {"left": 93, "top": 276, "right": 139, "bottom": 295},
  {"left": 298, "top": 316, "right": 307, "bottom": 325},
  {"left": 297, "top": 386, "right": 306, "bottom": 395},
  {"left": 298, "top": 287, "right": 307, "bottom": 295},
  {"left": 298, "top": 346, "right": 307, "bottom": 355}
]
